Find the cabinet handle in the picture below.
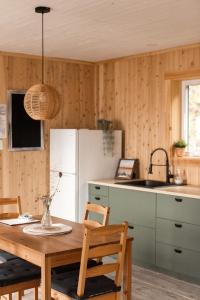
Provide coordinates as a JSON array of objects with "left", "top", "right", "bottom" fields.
[
  {"left": 128, "top": 225, "right": 134, "bottom": 229},
  {"left": 175, "top": 198, "right": 183, "bottom": 202},
  {"left": 94, "top": 197, "right": 100, "bottom": 201},
  {"left": 175, "top": 223, "right": 182, "bottom": 228},
  {"left": 174, "top": 249, "right": 182, "bottom": 254},
  {"left": 95, "top": 186, "right": 100, "bottom": 190}
]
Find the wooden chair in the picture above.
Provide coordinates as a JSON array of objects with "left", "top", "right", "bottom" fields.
[
  {"left": 83, "top": 202, "right": 110, "bottom": 228},
  {"left": 53, "top": 202, "right": 110, "bottom": 275},
  {"left": 0, "top": 258, "right": 40, "bottom": 300},
  {"left": 0, "top": 197, "right": 40, "bottom": 300},
  {"left": 0, "top": 197, "right": 22, "bottom": 263},
  {"left": 51, "top": 222, "right": 128, "bottom": 300},
  {"left": 0, "top": 196, "right": 22, "bottom": 220}
]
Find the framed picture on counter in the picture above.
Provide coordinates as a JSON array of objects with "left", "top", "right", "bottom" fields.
[{"left": 115, "top": 159, "right": 135, "bottom": 179}]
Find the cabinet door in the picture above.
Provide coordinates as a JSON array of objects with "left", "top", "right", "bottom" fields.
[
  {"left": 111, "top": 217, "right": 155, "bottom": 266},
  {"left": 157, "top": 218, "right": 200, "bottom": 252},
  {"left": 157, "top": 194, "right": 200, "bottom": 225},
  {"left": 109, "top": 187, "right": 156, "bottom": 228},
  {"left": 156, "top": 242, "right": 200, "bottom": 279},
  {"left": 129, "top": 224, "right": 155, "bottom": 266}
]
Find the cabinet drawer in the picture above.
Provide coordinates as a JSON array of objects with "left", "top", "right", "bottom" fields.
[
  {"left": 156, "top": 218, "right": 200, "bottom": 252},
  {"left": 111, "top": 217, "right": 155, "bottom": 266},
  {"left": 109, "top": 187, "right": 156, "bottom": 227},
  {"left": 157, "top": 194, "right": 200, "bottom": 225},
  {"left": 88, "top": 195, "right": 109, "bottom": 225},
  {"left": 156, "top": 242, "right": 200, "bottom": 279},
  {"left": 89, "top": 184, "right": 108, "bottom": 197},
  {"left": 89, "top": 194, "right": 109, "bottom": 206}
]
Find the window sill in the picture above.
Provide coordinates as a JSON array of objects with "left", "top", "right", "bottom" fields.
[{"left": 173, "top": 156, "right": 200, "bottom": 163}]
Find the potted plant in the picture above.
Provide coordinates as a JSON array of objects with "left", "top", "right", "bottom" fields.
[{"left": 173, "top": 139, "right": 187, "bottom": 157}]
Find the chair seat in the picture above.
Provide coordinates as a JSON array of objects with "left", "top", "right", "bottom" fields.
[
  {"left": 0, "top": 250, "right": 18, "bottom": 263},
  {"left": 52, "top": 269, "right": 121, "bottom": 300},
  {"left": 52, "top": 259, "right": 102, "bottom": 275},
  {"left": 0, "top": 258, "right": 41, "bottom": 287}
]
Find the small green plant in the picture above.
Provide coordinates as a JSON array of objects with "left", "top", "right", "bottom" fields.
[{"left": 173, "top": 139, "right": 187, "bottom": 148}]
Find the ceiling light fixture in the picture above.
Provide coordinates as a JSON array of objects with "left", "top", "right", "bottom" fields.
[{"left": 24, "top": 6, "right": 60, "bottom": 120}]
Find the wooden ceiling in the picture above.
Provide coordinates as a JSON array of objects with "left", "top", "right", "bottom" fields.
[{"left": 0, "top": 0, "right": 200, "bottom": 61}]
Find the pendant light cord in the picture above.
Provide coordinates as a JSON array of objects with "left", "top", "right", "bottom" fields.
[{"left": 42, "top": 11, "right": 44, "bottom": 84}]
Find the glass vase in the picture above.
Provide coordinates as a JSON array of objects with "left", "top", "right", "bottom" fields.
[{"left": 41, "top": 198, "right": 52, "bottom": 229}]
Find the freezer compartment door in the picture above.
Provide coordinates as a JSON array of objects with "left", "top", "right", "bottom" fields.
[
  {"left": 50, "top": 172, "right": 77, "bottom": 222},
  {"left": 50, "top": 129, "right": 78, "bottom": 174}
]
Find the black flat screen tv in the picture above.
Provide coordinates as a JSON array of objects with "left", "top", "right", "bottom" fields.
[{"left": 8, "top": 90, "right": 44, "bottom": 151}]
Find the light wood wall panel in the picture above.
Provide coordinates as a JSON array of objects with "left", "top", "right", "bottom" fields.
[
  {"left": 96, "top": 44, "right": 200, "bottom": 184},
  {"left": 0, "top": 54, "right": 95, "bottom": 214}
]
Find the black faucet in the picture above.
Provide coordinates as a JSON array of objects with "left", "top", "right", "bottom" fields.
[{"left": 148, "top": 147, "right": 173, "bottom": 183}]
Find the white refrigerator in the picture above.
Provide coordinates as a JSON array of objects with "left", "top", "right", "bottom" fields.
[{"left": 50, "top": 129, "right": 122, "bottom": 222}]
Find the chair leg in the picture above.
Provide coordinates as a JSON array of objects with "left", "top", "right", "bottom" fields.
[
  {"left": 16, "top": 291, "right": 22, "bottom": 300},
  {"left": 34, "top": 287, "right": 39, "bottom": 300}
]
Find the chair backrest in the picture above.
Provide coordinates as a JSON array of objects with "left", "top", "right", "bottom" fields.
[
  {"left": 0, "top": 196, "right": 22, "bottom": 219},
  {"left": 77, "top": 222, "right": 128, "bottom": 297},
  {"left": 83, "top": 202, "right": 110, "bottom": 228}
]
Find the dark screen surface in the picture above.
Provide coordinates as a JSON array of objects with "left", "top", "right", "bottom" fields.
[{"left": 10, "top": 92, "right": 42, "bottom": 149}]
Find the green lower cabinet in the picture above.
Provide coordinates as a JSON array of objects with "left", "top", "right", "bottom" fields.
[
  {"left": 156, "top": 218, "right": 200, "bottom": 252},
  {"left": 129, "top": 224, "right": 155, "bottom": 267},
  {"left": 111, "top": 217, "right": 155, "bottom": 267},
  {"left": 88, "top": 183, "right": 200, "bottom": 282},
  {"left": 156, "top": 242, "right": 200, "bottom": 279},
  {"left": 109, "top": 187, "right": 156, "bottom": 227}
]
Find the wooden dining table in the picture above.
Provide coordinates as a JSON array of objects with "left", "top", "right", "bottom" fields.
[{"left": 0, "top": 216, "right": 133, "bottom": 300}]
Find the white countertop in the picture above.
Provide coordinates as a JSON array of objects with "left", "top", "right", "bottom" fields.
[{"left": 88, "top": 179, "right": 200, "bottom": 199}]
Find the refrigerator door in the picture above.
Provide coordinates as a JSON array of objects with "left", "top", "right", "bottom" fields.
[
  {"left": 50, "top": 171, "right": 77, "bottom": 222},
  {"left": 78, "top": 129, "right": 122, "bottom": 221},
  {"left": 50, "top": 129, "right": 78, "bottom": 174}
]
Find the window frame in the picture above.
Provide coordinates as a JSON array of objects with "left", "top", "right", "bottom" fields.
[{"left": 182, "top": 79, "right": 200, "bottom": 156}]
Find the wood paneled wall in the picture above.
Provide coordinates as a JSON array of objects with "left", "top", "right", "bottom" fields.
[
  {"left": 0, "top": 53, "right": 95, "bottom": 214},
  {"left": 1, "top": 43, "right": 200, "bottom": 215},
  {"left": 95, "top": 44, "right": 200, "bottom": 184}
]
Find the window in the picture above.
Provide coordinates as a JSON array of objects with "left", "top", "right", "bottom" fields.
[{"left": 182, "top": 80, "right": 200, "bottom": 156}]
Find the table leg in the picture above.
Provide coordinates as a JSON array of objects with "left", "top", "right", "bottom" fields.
[
  {"left": 123, "top": 239, "right": 132, "bottom": 300},
  {"left": 41, "top": 255, "right": 51, "bottom": 300}
]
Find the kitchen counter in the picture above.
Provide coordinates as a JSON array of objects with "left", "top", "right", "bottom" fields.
[{"left": 88, "top": 179, "right": 200, "bottom": 199}]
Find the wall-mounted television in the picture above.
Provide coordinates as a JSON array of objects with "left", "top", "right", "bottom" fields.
[{"left": 8, "top": 90, "right": 44, "bottom": 151}]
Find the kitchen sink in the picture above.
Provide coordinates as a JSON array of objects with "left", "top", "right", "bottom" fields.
[{"left": 115, "top": 179, "right": 175, "bottom": 188}]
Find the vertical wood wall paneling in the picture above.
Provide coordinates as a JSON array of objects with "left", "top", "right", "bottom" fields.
[
  {"left": 0, "top": 54, "right": 95, "bottom": 214},
  {"left": 1, "top": 43, "right": 200, "bottom": 213},
  {"left": 96, "top": 44, "right": 200, "bottom": 183},
  {"left": 0, "top": 56, "right": 8, "bottom": 210}
]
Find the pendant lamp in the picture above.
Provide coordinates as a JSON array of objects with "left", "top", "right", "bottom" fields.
[{"left": 24, "top": 6, "right": 60, "bottom": 120}]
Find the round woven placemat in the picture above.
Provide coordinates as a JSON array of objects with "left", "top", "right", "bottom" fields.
[{"left": 23, "top": 223, "right": 72, "bottom": 236}]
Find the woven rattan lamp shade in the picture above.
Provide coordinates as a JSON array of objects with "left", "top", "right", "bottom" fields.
[{"left": 24, "top": 84, "right": 60, "bottom": 120}]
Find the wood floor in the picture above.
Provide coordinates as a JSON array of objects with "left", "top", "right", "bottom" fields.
[
  {"left": 133, "top": 266, "right": 200, "bottom": 300},
  {"left": 14, "top": 265, "right": 200, "bottom": 300}
]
